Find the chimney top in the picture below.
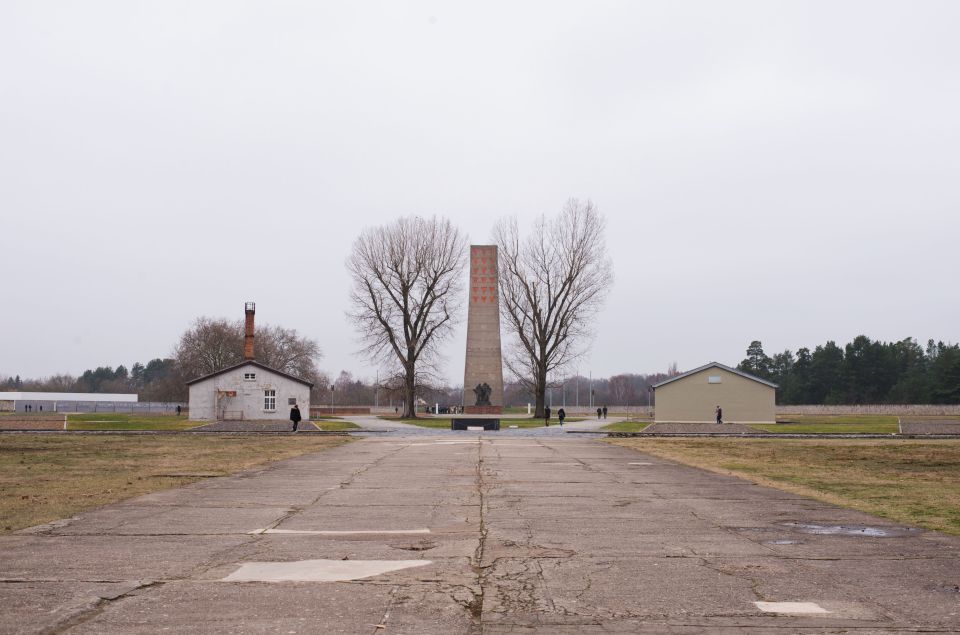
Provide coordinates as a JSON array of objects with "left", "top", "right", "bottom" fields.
[{"left": 243, "top": 302, "right": 256, "bottom": 360}]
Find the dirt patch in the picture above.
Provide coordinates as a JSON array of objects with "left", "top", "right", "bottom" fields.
[{"left": 899, "top": 419, "right": 960, "bottom": 435}]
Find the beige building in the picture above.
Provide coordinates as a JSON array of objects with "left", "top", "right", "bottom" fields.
[{"left": 653, "top": 362, "right": 777, "bottom": 423}]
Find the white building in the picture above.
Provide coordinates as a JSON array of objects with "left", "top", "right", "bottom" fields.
[
  {"left": 0, "top": 392, "right": 138, "bottom": 412},
  {"left": 185, "top": 302, "right": 312, "bottom": 421},
  {"left": 186, "top": 360, "right": 312, "bottom": 421}
]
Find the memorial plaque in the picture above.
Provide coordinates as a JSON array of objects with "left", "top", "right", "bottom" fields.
[{"left": 463, "top": 245, "right": 504, "bottom": 414}]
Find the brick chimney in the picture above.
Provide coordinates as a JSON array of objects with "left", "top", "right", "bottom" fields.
[{"left": 243, "top": 302, "right": 256, "bottom": 360}]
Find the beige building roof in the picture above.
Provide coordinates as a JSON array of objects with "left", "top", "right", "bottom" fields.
[{"left": 652, "top": 362, "right": 778, "bottom": 390}]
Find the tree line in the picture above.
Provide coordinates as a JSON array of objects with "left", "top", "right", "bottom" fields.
[
  {"left": 737, "top": 337, "right": 960, "bottom": 404},
  {"left": 0, "top": 319, "right": 330, "bottom": 403},
  {"left": 6, "top": 335, "right": 958, "bottom": 406},
  {"left": 1, "top": 359, "right": 183, "bottom": 402}
]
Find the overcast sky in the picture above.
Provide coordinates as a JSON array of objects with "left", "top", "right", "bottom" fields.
[{"left": 2, "top": 1, "right": 958, "bottom": 385}]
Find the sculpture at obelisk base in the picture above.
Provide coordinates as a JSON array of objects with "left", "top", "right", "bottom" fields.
[{"left": 463, "top": 245, "right": 504, "bottom": 414}]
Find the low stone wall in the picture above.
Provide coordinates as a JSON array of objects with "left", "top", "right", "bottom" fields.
[
  {"left": 0, "top": 416, "right": 66, "bottom": 430},
  {"left": 463, "top": 406, "right": 502, "bottom": 415},
  {"left": 776, "top": 405, "right": 960, "bottom": 416}
]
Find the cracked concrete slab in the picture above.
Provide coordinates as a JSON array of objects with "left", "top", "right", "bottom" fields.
[
  {"left": 1, "top": 435, "right": 959, "bottom": 633},
  {"left": 221, "top": 558, "right": 433, "bottom": 582}
]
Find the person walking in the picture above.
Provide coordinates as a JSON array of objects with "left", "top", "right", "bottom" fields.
[
  {"left": 176, "top": 405, "right": 182, "bottom": 417},
  {"left": 602, "top": 405, "right": 608, "bottom": 419},
  {"left": 558, "top": 407, "right": 566, "bottom": 427},
  {"left": 544, "top": 406, "right": 551, "bottom": 427},
  {"left": 596, "top": 407, "right": 602, "bottom": 420},
  {"left": 715, "top": 405, "right": 723, "bottom": 425},
  {"left": 290, "top": 404, "right": 302, "bottom": 432}
]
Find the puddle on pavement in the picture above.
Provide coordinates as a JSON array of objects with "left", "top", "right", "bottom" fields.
[{"left": 782, "top": 522, "right": 921, "bottom": 537}]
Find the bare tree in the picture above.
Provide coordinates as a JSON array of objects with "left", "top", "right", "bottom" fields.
[
  {"left": 173, "top": 318, "right": 243, "bottom": 379},
  {"left": 174, "top": 317, "right": 321, "bottom": 380},
  {"left": 608, "top": 374, "right": 635, "bottom": 405},
  {"left": 494, "top": 199, "right": 613, "bottom": 417},
  {"left": 253, "top": 324, "right": 323, "bottom": 378},
  {"left": 348, "top": 216, "right": 467, "bottom": 418}
]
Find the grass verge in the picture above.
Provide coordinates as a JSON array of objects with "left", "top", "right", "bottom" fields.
[
  {"left": 0, "top": 434, "right": 350, "bottom": 533},
  {"left": 608, "top": 437, "right": 960, "bottom": 536},
  {"left": 602, "top": 420, "right": 651, "bottom": 433}
]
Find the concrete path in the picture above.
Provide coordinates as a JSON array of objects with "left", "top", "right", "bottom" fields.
[
  {"left": 2, "top": 436, "right": 958, "bottom": 633},
  {"left": 347, "top": 414, "right": 616, "bottom": 437}
]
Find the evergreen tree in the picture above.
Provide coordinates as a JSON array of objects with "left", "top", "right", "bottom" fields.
[
  {"left": 930, "top": 342, "right": 960, "bottom": 404},
  {"left": 810, "top": 341, "right": 845, "bottom": 403},
  {"left": 782, "top": 347, "right": 813, "bottom": 404},
  {"left": 738, "top": 341, "right": 771, "bottom": 379}
]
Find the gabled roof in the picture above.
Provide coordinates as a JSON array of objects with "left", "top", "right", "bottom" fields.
[
  {"left": 185, "top": 360, "right": 314, "bottom": 388},
  {"left": 652, "top": 362, "right": 778, "bottom": 389}
]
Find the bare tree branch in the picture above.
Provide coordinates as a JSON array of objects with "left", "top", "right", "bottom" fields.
[
  {"left": 173, "top": 317, "right": 322, "bottom": 381},
  {"left": 347, "top": 216, "right": 467, "bottom": 418},
  {"left": 494, "top": 199, "right": 613, "bottom": 417}
]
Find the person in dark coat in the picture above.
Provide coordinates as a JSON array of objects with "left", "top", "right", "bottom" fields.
[
  {"left": 544, "top": 406, "right": 551, "bottom": 427},
  {"left": 596, "top": 407, "right": 602, "bottom": 420},
  {"left": 290, "top": 404, "right": 302, "bottom": 432},
  {"left": 715, "top": 405, "right": 723, "bottom": 425},
  {"left": 602, "top": 406, "right": 608, "bottom": 419},
  {"left": 558, "top": 407, "right": 566, "bottom": 426}
]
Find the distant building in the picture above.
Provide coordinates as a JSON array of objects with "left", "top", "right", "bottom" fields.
[
  {"left": 0, "top": 392, "right": 138, "bottom": 413},
  {"left": 652, "top": 362, "right": 777, "bottom": 423},
  {"left": 185, "top": 303, "right": 312, "bottom": 421}
]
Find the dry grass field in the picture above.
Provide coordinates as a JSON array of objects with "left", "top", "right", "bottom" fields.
[
  {"left": 609, "top": 437, "right": 960, "bottom": 536},
  {"left": 0, "top": 434, "right": 350, "bottom": 533}
]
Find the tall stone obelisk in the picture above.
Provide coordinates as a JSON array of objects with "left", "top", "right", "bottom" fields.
[{"left": 463, "top": 245, "right": 504, "bottom": 414}]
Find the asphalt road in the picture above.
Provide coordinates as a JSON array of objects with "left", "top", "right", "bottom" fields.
[{"left": 2, "top": 435, "right": 958, "bottom": 633}]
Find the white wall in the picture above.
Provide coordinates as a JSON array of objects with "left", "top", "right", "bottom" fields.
[
  {"left": 0, "top": 392, "right": 138, "bottom": 402},
  {"left": 188, "top": 363, "right": 310, "bottom": 421}
]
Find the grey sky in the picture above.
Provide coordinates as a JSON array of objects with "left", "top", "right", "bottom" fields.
[{"left": 2, "top": 1, "right": 958, "bottom": 385}]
